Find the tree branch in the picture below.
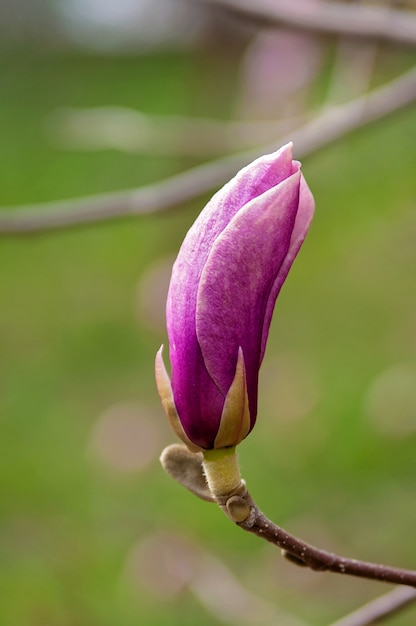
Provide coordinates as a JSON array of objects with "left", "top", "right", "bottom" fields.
[
  {"left": 162, "top": 445, "right": 416, "bottom": 591},
  {"left": 199, "top": 0, "right": 416, "bottom": 48},
  {"left": 244, "top": 504, "right": 416, "bottom": 586},
  {"left": 218, "top": 488, "right": 416, "bottom": 589},
  {"left": 1, "top": 65, "right": 416, "bottom": 235},
  {"left": 329, "top": 586, "right": 416, "bottom": 626}
]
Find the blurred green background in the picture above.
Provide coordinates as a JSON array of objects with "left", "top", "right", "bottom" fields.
[{"left": 1, "top": 4, "right": 416, "bottom": 625}]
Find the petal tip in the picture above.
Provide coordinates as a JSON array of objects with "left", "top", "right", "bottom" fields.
[{"left": 213, "top": 347, "right": 251, "bottom": 449}]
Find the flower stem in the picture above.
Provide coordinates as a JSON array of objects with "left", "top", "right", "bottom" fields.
[{"left": 202, "top": 447, "right": 243, "bottom": 498}]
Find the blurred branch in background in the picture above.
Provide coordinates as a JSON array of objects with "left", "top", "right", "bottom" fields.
[
  {"left": 324, "top": 0, "right": 383, "bottom": 105},
  {"left": 329, "top": 586, "right": 416, "bottom": 626},
  {"left": 128, "top": 531, "right": 310, "bottom": 626},
  {"left": 126, "top": 530, "right": 416, "bottom": 626},
  {"left": 190, "top": 554, "right": 310, "bottom": 626},
  {"left": 0, "top": 64, "right": 415, "bottom": 235},
  {"left": 46, "top": 106, "right": 305, "bottom": 157},
  {"left": 0, "top": 0, "right": 211, "bottom": 51},
  {"left": 197, "top": 0, "right": 416, "bottom": 48}
]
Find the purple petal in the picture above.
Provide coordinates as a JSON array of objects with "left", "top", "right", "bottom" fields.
[
  {"left": 260, "top": 172, "right": 315, "bottom": 362},
  {"left": 196, "top": 168, "right": 302, "bottom": 421},
  {"left": 166, "top": 144, "right": 296, "bottom": 444}
]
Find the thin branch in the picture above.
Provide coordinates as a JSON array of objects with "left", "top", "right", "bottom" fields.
[
  {"left": 199, "top": 0, "right": 416, "bottom": 48},
  {"left": 329, "top": 586, "right": 416, "bottom": 626},
  {"left": 1, "top": 65, "right": 416, "bottom": 235},
  {"left": 162, "top": 446, "right": 416, "bottom": 625},
  {"left": 243, "top": 505, "right": 416, "bottom": 586},
  {"left": 219, "top": 489, "right": 416, "bottom": 588}
]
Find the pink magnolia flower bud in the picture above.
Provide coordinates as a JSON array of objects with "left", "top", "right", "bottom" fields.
[{"left": 156, "top": 143, "right": 315, "bottom": 452}]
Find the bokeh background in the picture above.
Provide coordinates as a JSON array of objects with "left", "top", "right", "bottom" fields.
[{"left": 1, "top": 1, "right": 416, "bottom": 624}]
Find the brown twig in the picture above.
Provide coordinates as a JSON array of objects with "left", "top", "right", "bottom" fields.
[
  {"left": 1, "top": 65, "right": 416, "bottom": 235},
  {"left": 220, "top": 488, "right": 416, "bottom": 588},
  {"left": 199, "top": 0, "right": 416, "bottom": 48},
  {"left": 244, "top": 506, "right": 416, "bottom": 586},
  {"left": 329, "top": 586, "right": 416, "bottom": 626},
  {"left": 162, "top": 445, "right": 416, "bottom": 624}
]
